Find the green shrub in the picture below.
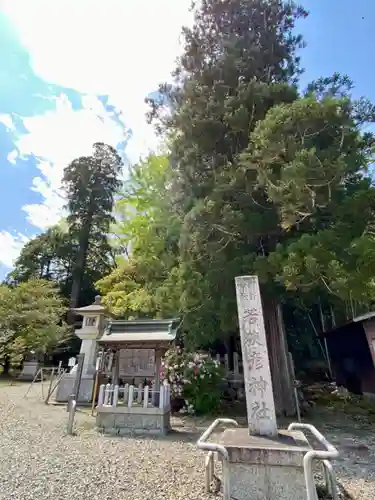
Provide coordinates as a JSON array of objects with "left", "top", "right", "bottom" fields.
[{"left": 163, "top": 347, "right": 224, "bottom": 415}]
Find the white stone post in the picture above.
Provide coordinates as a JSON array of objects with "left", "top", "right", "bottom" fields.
[
  {"left": 164, "top": 381, "right": 170, "bottom": 406},
  {"left": 103, "top": 383, "right": 111, "bottom": 406},
  {"left": 124, "top": 383, "right": 129, "bottom": 404},
  {"left": 128, "top": 385, "right": 134, "bottom": 408},
  {"left": 143, "top": 385, "right": 149, "bottom": 408},
  {"left": 137, "top": 383, "right": 143, "bottom": 404},
  {"left": 80, "top": 339, "right": 97, "bottom": 375},
  {"left": 235, "top": 276, "right": 277, "bottom": 437},
  {"left": 151, "top": 380, "right": 156, "bottom": 406},
  {"left": 159, "top": 385, "right": 165, "bottom": 409},
  {"left": 97, "top": 384, "right": 105, "bottom": 406},
  {"left": 113, "top": 385, "right": 119, "bottom": 407}
]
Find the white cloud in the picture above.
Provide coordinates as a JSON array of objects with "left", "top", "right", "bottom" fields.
[
  {"left": 0, "top": 114, "right": 15, "bottom": 131},
  {"left": 0, "top": 231, "right": 29, "bottom": 268},
  {"left": 7, "top": 150, "right": 18, "bottom": 164},
  {"left": 10, "top": 93, "right": 129, "bottom": 230},
  {"left": 0, "top": 0, "right": 194, "bottom": 268},
  {"left": 3, "top": 0, "right": 193, "bottom": 161}
]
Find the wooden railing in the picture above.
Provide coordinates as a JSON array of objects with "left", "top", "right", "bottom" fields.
[{"left": 97, "top": 381, "right": 171, "bottom": 410}]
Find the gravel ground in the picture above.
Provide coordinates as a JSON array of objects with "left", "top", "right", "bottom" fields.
[
  {"left": 0, "top": 382, "right": 213, "bottom": 500},
  {"left": 1, "top": 382, "right": 375, "bottom": 500},
  {"left": 314, "top": 414, "right": 375, "bottom": 500}
]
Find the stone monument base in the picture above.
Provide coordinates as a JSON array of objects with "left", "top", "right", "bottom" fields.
[
  {"left": 220, "top": 428, "right": 310, "bottom": 500},
  {"left": 96, "top": 405, "right": 171, "bottom": 436},
  {"left": 55, "top": 373, "right": 94, "bottom": 403},
  {"left": 18, "top": 362, "right": 40, "bottom": 381}
]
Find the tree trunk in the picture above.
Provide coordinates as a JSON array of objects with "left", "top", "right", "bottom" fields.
[
  {"left": 263, "top": 297, "right": 295, "bottom": 417},
  {"left": 1, "top": 356, "right": 10, "bottom": 377},
  {"left": 68, "top": 218, "right": 92, "bottom": 323}
]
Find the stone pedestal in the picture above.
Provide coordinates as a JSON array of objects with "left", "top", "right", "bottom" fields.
[
  {"left": 220, "top": 428, "right": 310, "bottom": 500},
  {"left": 55, "top": 373, "right": 95, "bottom": 403},
  {"left": 18, "top": 361, "right": 40, "bottom": 381},
  {"left": 96, "top": 405, "right": 171, "bottom": 436}
]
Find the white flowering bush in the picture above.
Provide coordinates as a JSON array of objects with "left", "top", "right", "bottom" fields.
[{"left": 162, "top": 347, "right": 224, "bottom": 415}]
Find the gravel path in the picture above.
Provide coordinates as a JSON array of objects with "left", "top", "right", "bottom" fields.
[
  {"left": 0, "top": 383, "right": 212, "bottom": 500},
  {"left": 1, "top": 382, "right": 375, "bottom": 500}
]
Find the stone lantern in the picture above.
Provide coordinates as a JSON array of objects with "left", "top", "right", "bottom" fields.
[{"left": 55, "top": 296, "right": 108, "bottom": 402}]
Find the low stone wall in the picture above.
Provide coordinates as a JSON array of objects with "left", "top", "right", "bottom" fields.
[{"left": 96, "top": 406, "right": 171, "bottom": 436}]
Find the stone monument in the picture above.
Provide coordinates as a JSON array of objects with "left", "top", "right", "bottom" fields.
[
  {"left": 219, "top": 276, "right": 311, "bottom": 500},
  {"left": 18, "top": 352, "right": 40, "bottom": 381},
  {"left": 55, "top": 296, "right": 108, "bottom": 403}
]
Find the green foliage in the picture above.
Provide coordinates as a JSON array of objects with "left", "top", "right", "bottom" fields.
[
  {"left": 247, "top": 91, "right": 375, "bottom": 312},
  {"left": 96, "top": 0, "right": 375, "bottom": 356},
  {"left": 0, "top": 279, "right": 68, "bottom": 367},
  {"left": 8, "top": 0, "right": 375, "bottom": 381},
  {"left": 242, "top": 96, "right": 374, "bottom": 229},
  {"left": 163, "top": 347, "right": 224, "bottom": 415},
  {"left": 96, "top": 155, "right": 181, "bottom": 318},
  {"left": 8, "top": 224, "right": 115, "bottom": 306}
]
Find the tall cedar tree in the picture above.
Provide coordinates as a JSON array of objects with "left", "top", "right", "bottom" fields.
[
  {"left": 147, "top": 0, "right": 308, "bottom": 342},
  {"left": 62, "top": 143, "right": 122, "bottom": 317}
]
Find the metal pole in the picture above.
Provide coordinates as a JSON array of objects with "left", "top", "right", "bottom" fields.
[
  {"left": 24, "top": 368, "right": 42, "bottom": 399},
  {"left": 46, "top": 370, "right": 66, "bottom": 403},
  {"left": 40, "top": 368, "right": 44, "bottom": 398},
  {"left": 288, "top": 352, "right": 301, "bottom": 422},
  {"left": 67, "top": 353, "right": 85, "bottom": 412},
  {"left": 91, "top": 368, "right": 100, "bottom": 416},
  {"left": 67, "top": 399, "right": 77, "bottom": 435},
  {"left": 44, "top": 367, "right": 55, "bottom": 404}
]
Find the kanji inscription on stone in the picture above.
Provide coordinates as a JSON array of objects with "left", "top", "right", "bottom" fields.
[{"left": 235, "top": 276, "right": 277, "bottom": 436}]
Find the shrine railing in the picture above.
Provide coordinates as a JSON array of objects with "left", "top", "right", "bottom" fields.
[
  {"left": 97, "top": 381, "right": 171, "bottom": 410},
  {"left": 288, "top": 423, "right": 339, "bottom": 500}
]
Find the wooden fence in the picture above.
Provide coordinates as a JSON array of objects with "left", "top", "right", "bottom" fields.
[
  {"left": 97, "top": 381, "right": 171, "bottom": 410},
  {"left": 216, "top": 352, "right": 243, "bottom": 383}
]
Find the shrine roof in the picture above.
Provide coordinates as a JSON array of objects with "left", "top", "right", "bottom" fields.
[{"left": 98, "top": 318, "right": 180, "bottom": 345}]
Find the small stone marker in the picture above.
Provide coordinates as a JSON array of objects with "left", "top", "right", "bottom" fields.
[
  {"left": 68, "top": 357, "right": 76, "bottom": 368},
  {"left": 235, "top": 275, "right": 277, "bottom": 437}
]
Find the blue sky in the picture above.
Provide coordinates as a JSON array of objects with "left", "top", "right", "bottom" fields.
[{"left": 0, "top": 0, "right": 373, "bottom": 278}]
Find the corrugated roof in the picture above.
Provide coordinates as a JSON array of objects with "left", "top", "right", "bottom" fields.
[{"left": 98, "top": 318, "right": 180, "bottom": 344}]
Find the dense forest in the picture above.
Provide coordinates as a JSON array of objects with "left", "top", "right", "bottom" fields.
[{"left": 2, "top": 0, "right": 375, "bottom": 376}]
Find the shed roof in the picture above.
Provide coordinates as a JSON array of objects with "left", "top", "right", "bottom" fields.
[
  {"left": 98, "top": 318, "right": 180, "bottom": 345},
  {"left": 323, "top": 311, "right": 375, "bottom": 337}
]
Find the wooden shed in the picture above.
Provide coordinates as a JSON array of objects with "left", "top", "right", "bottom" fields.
[{"left": 324, "top": 312, "right": 375, "bottom": 397}]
